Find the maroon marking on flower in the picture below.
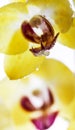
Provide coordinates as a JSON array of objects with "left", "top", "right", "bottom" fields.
[
  {"left": 31, "top": 111, "right": 58, "bottom": 130},
  {"left": 21, "top": 21, "right": 41, "bottom": 43},
  {"left": 21, "top": 15, "right": 59, "bottom": 56},
  {"left": 20, "top": 96, "right": 37, "bottom": 112},
  {"left": 20, "top": 87, "right": 55, "bottom": 112},
  {"left": 40, "top": 88, "right": 54, "bottom": 110},
  {"left": 48, "top": 88, "right": 54, "bottom": 106},
  {"left": 30, "top": 15, "right": 54, "bottom": 37}
]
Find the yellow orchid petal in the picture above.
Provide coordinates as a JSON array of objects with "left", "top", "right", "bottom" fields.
[
  {"left": 0, "top": 101, "right": 14, "bottom": 130},
  {"left": 53, "top": 74, "right": 75, "bottom": 108},
  {"left": 63, "top": 97, "right": 75, "bottom": 120},
  {"left": 58, "top": 18, "right": 75, "bottom": 48},
  {"left": 4, "top": 50, "right": 45, "bottom": 79},
  {"left": 68, "top": 121, "right": 75, "bottom": 130},
  {"left": 28, "top": 0, "right": 73, "bottom": 33},
  {"left": 11, "top": 102, "right": 31, "bottom": 125},
  {"left": 16, "top": 122, "right": 36, "bottom": 130},
  {"left": 0, "top": 77, "right": 30, "bottom": 126},
  {"left": 35, "top": 58, "right": 72, "bottom": 81},
  {"left": 0, "top": 3, "right": 29, "bottom": 54},
  {"left": 0, "top": 77, "right": 41, "bottom": 128},
  {"left": 34, "top": 58, "right": 75, "bottom": 118},
  {"left": 0, "top": 78, "right": 28, "bottom": 107}
]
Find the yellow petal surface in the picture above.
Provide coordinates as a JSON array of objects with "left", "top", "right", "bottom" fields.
[
  {"left": 0, "top": 102, "right": 14, "bottom": 130},
  {"left": 0, "top": 3, "right": 29, "bottom": 54},
  {"left": 34, "top": 58, "right": 75, "bottom": 116},
  {"left": 0, "top": 77, "right": 40, "bottom": 129},
  {"left": 28, "top": 0, "right": 73, "bottom": 33},
  {"left": 64, "top": 97, "right": 75, "bottom": 120},
  {"left": 35, "top": 58, "right": 72, "bottom": 81},
  {"left": 11, "top": 102, "right": 31, "bottom": 125},
  {"left": 53, "top": 75, "right": 75, "bottom": 107},
  {"left": 16, "top": 122, "right": 36, "bottom": 130},
  {"left": 0, "top": 77, "right": 30, "bottom": 126},
  {"left": 58, "top": 18, "right": 75, "bottom": 48},
  {"left": 0, "top": 78, "right": 29, "bottom": 107},
  {"left": 4, "top": 50, "right": 45, "bottom": 79},
  {"left": 68, "top": 121, "right": 75, "bottom": 130}
]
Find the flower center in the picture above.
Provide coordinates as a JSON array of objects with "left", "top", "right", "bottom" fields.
[{"left": 21, "top": 15, "right": 59, "bottom": 56}]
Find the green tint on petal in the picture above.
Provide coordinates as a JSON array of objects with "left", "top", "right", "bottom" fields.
[
  {"left": 73, "top": 0, "right": 75, "bottom": 7},
  {"left": 0, "top": 3, "right": 29, "bottom": 54},
  {"left": 4, "top": 50, "right": 45, "bottom": 79},
  {"left": 58, "top": 18, "right": 75, "bottom": 48},
  {"left": 28, "top": 0, "right": 73, "bottom": 33}
]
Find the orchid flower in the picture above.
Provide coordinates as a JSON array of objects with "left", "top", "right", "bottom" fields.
[
  {"left": 0, "top": 1, "right": 75, "bottom": 130},
  {"left": 0, "top": 58, "right": 75, "bottom": 130},
  {"left": 0, "top": 0, "right": 74, "bottom": 79}
]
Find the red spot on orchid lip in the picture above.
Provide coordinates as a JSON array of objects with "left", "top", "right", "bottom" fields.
[
  {"left": 31, "top": 111, "right": 58, "bottom": 130},
  {"left": 20, "top": 96, "right": 36, "bottom": 112}
]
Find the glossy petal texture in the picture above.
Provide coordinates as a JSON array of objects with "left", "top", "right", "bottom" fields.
[
  {"left": 31, "top": 112, "right": 58, "bottom": 130},
  {"left": 58, "top": 18, "right": 75, "bottom": 48},
  {"left": 0, "top": 3, "right": 29, "bottom": 54},
  {"left": 28, "top": 0, "right": 73, "bottom": 33},
  {"left": 35, "top": 58, "right": 73, "bottom": 81},
  {"left": 4, "top": 50, "right": 44, "bottom": 79}
]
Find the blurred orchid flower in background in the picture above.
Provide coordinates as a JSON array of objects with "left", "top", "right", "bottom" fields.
[{"left": 0, "top": 0, "right": 75, "bottom": 130}]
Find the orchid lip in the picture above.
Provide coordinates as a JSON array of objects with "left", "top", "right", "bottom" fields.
[{"left": 31, "top": 111, "right": 58, "bottom": 130}]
